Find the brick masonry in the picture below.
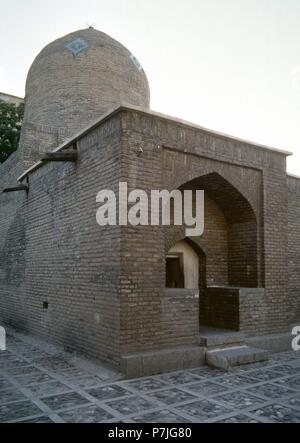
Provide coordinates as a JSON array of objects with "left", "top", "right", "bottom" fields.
[
  {"left": 0, "top": 106, "right": 299, "bottom": 373},
  {"left": 288, "top": 175, "right": 300, "bottom": 324},
  {"left": 19, "top": 28, "right": 150, "bottom": 170},
  {"left": 200, "top": 288, "right": 240, "bottom": 330},
  {"left": 0, "top": 115, "right": 123, "bottom": 366}
]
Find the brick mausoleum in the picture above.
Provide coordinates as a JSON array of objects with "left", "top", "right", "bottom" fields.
[{"left": 0, "top": 28, "right": 299, "bottom": 376}]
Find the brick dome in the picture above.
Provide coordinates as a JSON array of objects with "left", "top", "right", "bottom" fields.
[{"left": 23, "top": 28, "right": 150, "bottom": 133}]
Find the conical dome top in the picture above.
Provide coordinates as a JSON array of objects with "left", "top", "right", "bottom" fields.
[{"left": 23, "top": 28, "right": 150, "bottom": 132}]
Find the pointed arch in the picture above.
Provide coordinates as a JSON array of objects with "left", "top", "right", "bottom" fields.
[{"left": 165, "top": 172, "right": 261, "bottom": 288}]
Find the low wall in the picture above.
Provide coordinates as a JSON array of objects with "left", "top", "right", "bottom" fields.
[
  {"left": 200, "top": 287, "right": 239, "bottom": 330},
  {"left": 200, "top": 287, "right": 266, "bottom": 333},
  {"left": 160, "top": 289, "right": 200, "bottom": 347}
]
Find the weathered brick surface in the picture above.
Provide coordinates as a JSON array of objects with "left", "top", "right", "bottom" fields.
[
  {"left": 0, "top": 115, "right": 123, "bottom": 365},
  {"left": 19, "top": 28, "right": 150, "bottom": 169},
  {"left": 200, "top": 288, "right": 240, "bottom": 330},
  {"left": 0, "top": 107, "right": 299, "bottom": 370},
  {"left": 239, "top": 288, "right": 267, "bottom": 334},
  {"left": 288, "top": 175, "right": 300, "bottom": 324},
  {"left": 160, "top": 289, "right": 199, "bottom": 347},
  {"left": 199, "top": 287, "right": 266, "bottom": 333},
  {"left": 19, "top": 122, "right": 72, "bottom": 170},
  {"left": 119, "top": 109, "right": 293, "bottom": 353}
]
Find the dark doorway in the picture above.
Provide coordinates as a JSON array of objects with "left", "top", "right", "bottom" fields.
[{"left": 166, "top": 254, "right": 184, "bottom": 288}]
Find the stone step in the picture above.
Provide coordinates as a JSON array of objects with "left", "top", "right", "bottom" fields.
[
  {"left": 206, "top": 345, "right": 269, "bottom": 371},
  {"left": 199, "top": 329, "right": 245, "bottom": 349}
]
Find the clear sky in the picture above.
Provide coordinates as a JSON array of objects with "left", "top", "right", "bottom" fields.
[{"left": 1, "top": 0, "right": 299, "bottom": 174}]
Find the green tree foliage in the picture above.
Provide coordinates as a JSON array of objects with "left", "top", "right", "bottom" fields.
[{"left": 0, "top": 99, "right": 24, "bottom": 163}]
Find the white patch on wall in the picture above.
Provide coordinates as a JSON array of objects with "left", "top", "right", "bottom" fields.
[
  {"left": 0, "top": 327, "right": 6, "bottom": 351},
  {"left": 130, "top": 54, "right": 143, "bottom": 72}
]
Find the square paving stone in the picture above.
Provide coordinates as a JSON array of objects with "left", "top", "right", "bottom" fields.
[
  {"left": 41, "top": 392, "right": 90, "bottom": 411},
  {"left": 88, "top": 385, "right": 131, "bottom": 401},
  {"left": 132, "top": 409, "right": 190, "bottom": 423},
  {"left": 217, "top": 414, "right": 263, "bottom": 423},
  {"left": 213, "top": 391, "right": 265, "bottom": 409},
  {"left": 0, "top": 400, "right": 44, "bottom": 422},
  {"left": 9, "top": 365, "right": 42, "bottom": 377},
  {"left": 14, "top": 348, "right": 37, "bottom": 357},
  {"left": 60, "top": 404, "right": 115, "bottom": 423},
  {"left": 184, "top": 381, "right": 229, "bottom": 397},
  {"left": 188, "top": 367, "right": 225, "bottom": 378},
  {"left": 274, "top": 376, "right": 300, "bottom": 390},
  {"left": 281, "top": 351, "right": 300, "bottom": 360},
  {"left": 0, "top": 359, "right": 29, "bottom": 370},
  {"left": 58, "top": 368, "right": 90, "bottom": 378},
  {"left": 124, "top": 378, "right": 169, "bottom": 392},
  {"left": 245, "top": 369, "right": 285, "bottom": 381},
  {"left": 106, "top": 395, "right": 158, "bottom": 416},
  {"left": 148, "top": 388, "right": 198, "bottom": 405},
  {"left": 271, "top": 365, "right": 300, "bottom": 375},
  {"left": 246, "top": 383, "right": 297, "bottom": 399},
  {"left": 281, "top": 394, "right": 300, "bottom": 409},
  {"left": 27, "top": 381, "right": 72, "bottom": 398},
  {"left": 270, "top": 351, "right": 297, "bottom": 360},
  {"left": 0, "top": 352, "right": 20, "bottom": 362},
  {"left": 160, "top": 372, "right": 202, "bottom": 385},
  {"left": 179, "top": 399, "right": 232, "bottom": 421},
  {"left": 14, "top": 372, "right": 55, "bottom": 386},
  {"left": 34, "top": 356, "right": 75, "bottom": 371},
  {"left": 214, "top": 374, "right": 260, "bottom": 388},
  {"left": 30, "top": 352, "right": 54, "bottom": 361},
  {"left": 18, "top": 416, "right": 55, "bottom": 423},
  {"left": 231, "top": 361, "right": 270, "bottom": 373},
  {"left": 0, "top": 389, "right": 27, "bottom": 404},
  {"left": 287, "top": 360, "right": 300, "bottom": 369},
  {"left": 69, "top": 375, "right": 106, "bottom": 389},
  {"left": 250, "top": 404, "right": 300, "bottom": 423},
  {"left": 0, "top": 379, "right": 13, "bottom": 390}
]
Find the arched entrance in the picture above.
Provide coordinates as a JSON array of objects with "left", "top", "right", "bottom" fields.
[
  {"left": 166, "top": 239, "right": 206, "bottom": 289},
  {"left": 164, "top": 172, "right": 262, "bottom": 331},
  {"left": 165, "top": 172, "right": 260, "bottom": 289}
]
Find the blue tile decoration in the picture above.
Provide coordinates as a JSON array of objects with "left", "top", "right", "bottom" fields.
[{"left": 65, "top": 38, "right": 89, "bottom": 57}]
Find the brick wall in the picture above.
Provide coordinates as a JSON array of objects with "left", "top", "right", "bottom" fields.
[
  {"left": 0, "top": 106, "right": 298, "bottom": 369},
  {"left": 119, "top": 108, "right": 291, "bottom": 354},
  {"left": 161, "top": 289, "right": 199, "bottom": 347},
  {"left": 0, "top": 114, "right": 123, "bottom": 365},
  {"left": 239, "top": 288, "right": 267, "bottom": 334},
  {"left": 161, "top": 150, "right": 263, "bottom": 289},
  {"left": 20, "top": 28, "right": 150, "bottom": 170},
  {"left": 19, "top": 122, "right": 72, "bottom": 169},
  {"left": 165, "top": 195, "right": 229, "bottom": 287},
  {"left": 262, "top": 166, "right": 290, "bottom": 333},
  {"left": 200, "top": 288, "right": 240, "bottom": 330},
  {"left": 288, "top": 175, "right": 300, "bottom": 323},
  {"left": 0, "top": 151, "right": 25, "bottom": 296},
  {"left": 200, "top": 288, "right": 267, "bottom": 334}
]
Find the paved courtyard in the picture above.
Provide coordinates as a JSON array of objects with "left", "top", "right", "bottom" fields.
[{"left": 0, "top": 329, "right": 300, "bottom": 423}]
